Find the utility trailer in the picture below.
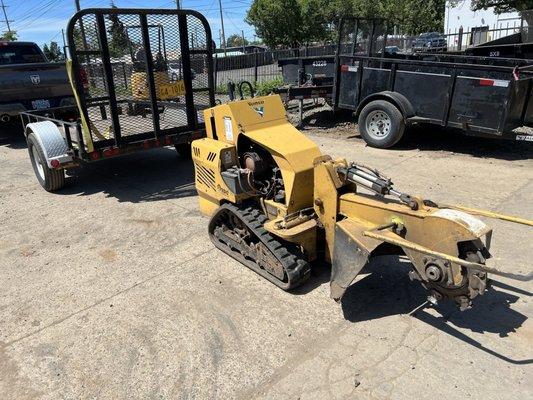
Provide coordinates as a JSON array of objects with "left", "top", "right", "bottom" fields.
[
  {"left": 21, "top": 8, "right": 214, "bottom": 191},
  {"left": 276, "top": 18, "right": 533, "bottom": 148}
]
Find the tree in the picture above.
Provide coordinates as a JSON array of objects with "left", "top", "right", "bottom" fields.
[
  {"left": 0, "top": 30, "right": 18, "bottom": 41},
  {"left": 246, "top": 0, "right": 446, "bottom": 47},
  {"left": 226, "top": 34, "right": 249, "bottom": 48},
  {"left": 246, "top": 0, "right": 330, "bottom": 47},
  {"left": 107, "top": 4, "right": 131, "bottom": 58},
  {"left": 471, "top": 1, "right": 533, "bottom": 33},
  {"left": 471, "top": 1, "right": 533, "bottom": 14},
  {"left": 326, "top": 0, "right": 445, "bottom": 35},
  {"left": 43, "top": 41, "right": 63, "bottom": 62}
]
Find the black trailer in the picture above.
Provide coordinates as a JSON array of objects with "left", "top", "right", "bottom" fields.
[
  {"left": 277, "top": 18, "right": 533, "bottom": 148},
  {"left": 21, "top": 8, "right": 215, "bottom": 191}
]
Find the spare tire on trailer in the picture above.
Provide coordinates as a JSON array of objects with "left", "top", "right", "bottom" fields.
[
  {"left": 358, "top": 100, "right": 405, "bottom": 148},
  {"left": 27, "top": 133, "right": 65, "bottom": 192}
]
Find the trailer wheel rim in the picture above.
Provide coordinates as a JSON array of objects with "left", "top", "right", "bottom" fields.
[
  {"left": 31, "top": 144, "right": 45, "bottom": 181},
  {"left": 366, "top": 110, "right": 392, "bottom": 140}
]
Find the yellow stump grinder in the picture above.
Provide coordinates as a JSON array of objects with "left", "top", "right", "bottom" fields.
[{"left": 192, "top": 93, "right": 532, "bottom": 310}]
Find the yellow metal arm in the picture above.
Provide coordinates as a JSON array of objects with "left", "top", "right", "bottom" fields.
[
  {"left": 440, "top": 204, "right": 533, "bottom": 227},
  {"left": 363, "top": 229, "right": 533, "bottom": 282}
]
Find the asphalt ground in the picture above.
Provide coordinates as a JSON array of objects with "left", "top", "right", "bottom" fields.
[{"left": 1, "top": 119, "right": 532, "bottom": 400}]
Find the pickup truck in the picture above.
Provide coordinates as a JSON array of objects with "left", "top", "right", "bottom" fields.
[{"left": 0, "top": 41, "right": 74, "bottom": 124}]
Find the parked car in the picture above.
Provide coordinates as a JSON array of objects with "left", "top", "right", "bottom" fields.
[
  {"left": 378, "top": 46, "right": 401, "bottom": 55},
  {"left": 0, "top": 41, "right": 74, "bottom": 124},
  {"left": 412, "top": 32, "right": 447, "bottom": 52}
]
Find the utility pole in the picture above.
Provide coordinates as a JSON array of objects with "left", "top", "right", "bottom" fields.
[
  {"left": 176, "top": 0, "right": 181, "bottom": 9},
  {"left": 61, "top": 28, "right": 67, "bottom": 59},
  {"left": 218, "top": 0, "right": 226, "bottom": 55},
  {"left": 1, "top": 0, "right": 13, "bottom": 34},
  {"left": 241, "top": 30, "right": 245, "bottom": 52},
  {"left": 74, "top": 0, "right": 89, "bottom": 51}
]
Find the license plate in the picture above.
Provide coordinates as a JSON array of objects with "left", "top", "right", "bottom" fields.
[
  {"left": 516, "top": 134, "right": 533, "bottom": 142},
  {"left": 31, "top": 99, "right": 50, "bottom": 110},
  {"left": 160, "top": 80, "right": 186, "bottom": 100}
]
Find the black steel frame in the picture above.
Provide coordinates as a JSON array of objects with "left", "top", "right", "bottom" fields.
[{"left": 66, "top": 8, "right": 215, "bottom": 153}]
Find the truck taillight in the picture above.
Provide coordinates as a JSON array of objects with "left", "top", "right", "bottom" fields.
[{"left": 79, "top": 68, "right": 89, "bottom": 90}]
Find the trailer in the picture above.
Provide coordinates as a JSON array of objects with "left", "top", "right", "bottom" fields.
[
  {"left": 21, "top": 8, "right": 215, "bottom": 191},
  {"left": 277, "top": 18, "right": 533, "bottom": 148}
]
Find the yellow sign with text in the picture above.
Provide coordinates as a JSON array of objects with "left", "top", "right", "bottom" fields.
[{"left": 159, "top": 80, "right": 186, "bottom": 99}]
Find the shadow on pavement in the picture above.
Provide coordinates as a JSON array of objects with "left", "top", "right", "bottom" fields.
[
  {"left": 340, "top": 256, "right": 531, "bottom": 364},
  {"left": 298, "top": 109, "right": 356, "bottom": 131},
  {"left": 0, "top": 123, "right": 27, "bottom": 149},
  {"left": 58, "top": 147, "right": 197, "bottom": 203},
  {"left": 397, "top": 124, "right": 533, "bottom": 161},
  {"left": 292, "top": 261, "right": 332, "bottom": 295}
]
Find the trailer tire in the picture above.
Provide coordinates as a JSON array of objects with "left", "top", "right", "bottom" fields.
[
  {"left": 175, "top": 143, "right": 192, "bottom": 158},
  {"left": 358, "top": 100, "right": 405, "bottom": 148},
  {"left": 27, "top": 133, "right": 65, "bottom": 192}
]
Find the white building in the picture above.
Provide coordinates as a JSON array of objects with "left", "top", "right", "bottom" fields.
[{"left": 444, "top": 0, "right": 522, "bottom": 48}]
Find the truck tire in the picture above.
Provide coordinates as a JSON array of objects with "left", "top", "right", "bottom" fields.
[
  {"left": 27, "top": 133, "right": 65, "bottom": 191},
  {"left": 358, "top": 100, "right": 405, "bottom": 148},
  {"left": 175, "top": 143, "right": 192, "bottom": 158}
]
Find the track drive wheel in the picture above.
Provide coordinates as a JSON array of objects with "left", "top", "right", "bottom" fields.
[{"left": 208, "top": 203, "right": 311, "bottom": 290}]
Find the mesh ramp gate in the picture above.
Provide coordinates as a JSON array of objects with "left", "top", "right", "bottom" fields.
[{"left": 67, "top": 8, "right": 215, "bottom": 150}]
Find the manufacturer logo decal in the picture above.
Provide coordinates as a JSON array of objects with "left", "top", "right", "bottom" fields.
[
  {"left": 30, "top": 74, "right": 41, "bottom": 85},
  {"left": 252, "top": 105, "right": 264, "bottom": 117},
  {"left": 248, "top": 100, "right": 265, "bottom": 117}
]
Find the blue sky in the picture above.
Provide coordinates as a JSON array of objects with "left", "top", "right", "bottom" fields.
[{"left": 2, "top": 0, "right": 255, "bottom": 48}]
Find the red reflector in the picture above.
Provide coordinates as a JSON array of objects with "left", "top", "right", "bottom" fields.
[
  {"left": 112, "top": 147, "right": 120, "bottom": 155},
  {"left": 479, "top": 79, "right": 494, "bottom": 86},
  {"left": 341, "top": 65, "right": 349, "bottom": 72},
  {"left": 50, "top": 159, "right": 60, "bottom": 168},
  {"left": 103, "top": 148, "right": 114, "bottom": 157},
  {"left": 90, "top": 151, "right": 100, "bottom": 160}
]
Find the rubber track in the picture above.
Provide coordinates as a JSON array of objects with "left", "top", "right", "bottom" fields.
[{"left": 208, "top": 203, "right": 311, "bottom": 290}]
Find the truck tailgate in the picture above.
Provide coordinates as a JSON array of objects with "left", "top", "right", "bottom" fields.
[{"left": 0, "top": 62, "right": 72, "bottom": 103}]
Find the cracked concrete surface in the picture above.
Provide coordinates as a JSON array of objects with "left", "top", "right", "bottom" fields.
[{"left": 1, "top": 125, "right": 532, "bottom": 399}]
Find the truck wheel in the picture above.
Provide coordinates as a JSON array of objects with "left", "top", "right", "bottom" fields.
[
  {"left": 358, "top": 100, "right": 405, "bottom": 148},
  {"left": 27, "top": 133, "right": 65, "bottom": 191},
  {"left": 175, "top": 143, "right": 192, "bottom": 158}
]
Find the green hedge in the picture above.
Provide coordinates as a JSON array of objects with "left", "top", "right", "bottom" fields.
[{"left": 215, "top": 77, "right": 284, "bottom": 97}]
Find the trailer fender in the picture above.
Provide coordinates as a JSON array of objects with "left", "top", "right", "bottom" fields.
[
  {"left": 355, "top": 91, "right": 415, "bottom": 120},
  {"left": 25, "top": 121, "right": 73, "bottom": 168}
]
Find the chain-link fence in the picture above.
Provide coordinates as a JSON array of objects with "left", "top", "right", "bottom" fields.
[{"left": 212, "top": 44, "right": 340, "bottom": 100}]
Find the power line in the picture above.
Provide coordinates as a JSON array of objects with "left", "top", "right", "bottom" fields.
[{"left": 14, "top": 0, "right": 62, "bottom": 30}]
